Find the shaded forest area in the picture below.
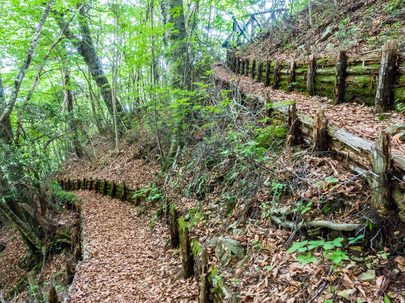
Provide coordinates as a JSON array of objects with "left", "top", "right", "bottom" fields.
[{"left": 1, "top": 0, "right": 405, "bottom": 302}]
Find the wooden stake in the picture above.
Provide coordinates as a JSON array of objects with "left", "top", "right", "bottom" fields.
[
  {"left": 103, "top": 179, "right": 108, "bottom": 196},
  {"left": 65, "top": 258, "right": 75, "bottom": 284},
  {"left": 375, "top": 40, "right": 398, "bottom": 113},
  {"left": 287, "top": 61, "right": 296, "bottom": 92},
  {"left": 369, "top": 131, "right": 391, "bottom": 214},
  {"left": 199, "top": 248, "right": 210, "bottom": 303},
  {"left": 272, "top": 62, "right": 281, "bottom": 89},
  {"left": 121, "top": 183, "right": 127, "bottom": 201},
  {"left": 82, "top": 178, "right": 86, "bottom": 190},
  {"left": 257, "top": 61, "right": 263, "bottom": 83},
  {"left": 287, "top": 102, "right": 299, "bottom": 146},
  {"left": 111, "top": 181, "right": 116, "bottom": 198},
  {"left": 334, "top": 50, "right": 347, "bottom": 105},
  {"left": 236, "top": 57, "right": 241, "bottom": 74},
  {"left": 313, "top": 107, "right": 329, "bottom": 151},
  {"left": 264, "top": 91, "right": 272, "bottom": 120},
  {"left": 265, "top": 60, "right": 271, "bottom": 87},
  {"left": 179, "top": 223, "right": 194, "bottom": 279},
  {"left": 251, "top": 59, "right": 256, "bottom": 79},
  {"left": 244, "top": 59, "right": 250, "bottom": 77},
  {"left": 240, "top": 59, "right": 245, "bottom": 75},
  {"left": 48, "top": 286, "right": 59, "bottom": 303},
  {"left": 307, "top": 55, "right": 316, "bottom": 95},
  {"left": 170, "top": 206, "right": 180, "bottom": 248}
]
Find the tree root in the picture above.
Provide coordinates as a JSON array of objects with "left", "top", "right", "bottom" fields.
[{"left": 270, "top": 215, "right": 363, "bottom": 231}]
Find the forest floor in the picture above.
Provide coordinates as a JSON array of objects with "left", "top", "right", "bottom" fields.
[{"left": 66, "top": 190, "right": 198, "bottom": 302}]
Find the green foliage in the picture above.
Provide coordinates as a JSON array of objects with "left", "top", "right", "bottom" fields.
[
  {"left": 51, "top": 182, "right": 80, "bottom": 207},
  {"left": 292, "top": 201, "right": 313, "bottom": 214},
  {"left": 288, "top": 238, "right": 349, "bottom": 266}
]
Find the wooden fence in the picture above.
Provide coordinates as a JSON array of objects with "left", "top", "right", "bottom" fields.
[{"left": 227, "top": 40, "right": 404, "bottom": 113}]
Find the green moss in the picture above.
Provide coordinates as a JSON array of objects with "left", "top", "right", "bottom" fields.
[{"left": 191, "top": 239, "right": 202, "bottom": 258}]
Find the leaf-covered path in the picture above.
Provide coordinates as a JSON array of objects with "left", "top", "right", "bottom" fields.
[{"left": 67, "top": 190, "right": 198, "bottom": 302}]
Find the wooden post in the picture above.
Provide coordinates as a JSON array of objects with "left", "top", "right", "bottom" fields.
[
  {"left": 257, "top": 61, "right": 263, "bottom": 83},
  {"left": 179, "top": 222, "right": 194, "bottom": 279},
  {"left": 170, "top": 206, "right": 180, "bottom": 248},
  {"left": 66, "top": 258, "right": 75, "bottom": 284},
  {"left": 67, "top": 179, "right": 71, "bottom": 191},
  {"left": 48, "top": 286, "right": 59, "bottom": 303},
  {"left": 240, "top": 59, "right": 245, "bottom": 75},
  {"left": 313, "top": 107, "right": 329, "bottom": 151},
  {"left": 287, "top": 61, "right": 296, "bottom": 92},
  {"left": 307, "top": 55, "right": 316, "bottom": 95},
  {"left": 95, "top": 180, "right": 100, "bottom": 193},
  {"left": 334, "top": 50, "right": 347, "bottom": 105},
  {"left": 375, "top": 40, "right": 398, "bottom": 113},
  {"left": 251, "top": 59, "right": 256, "bottom": 79},
  {"left": 82, "top": 178, "right": 86, "bottom": 190},
  {"left": 103, "top": 180, "right": 108, "bottom": 196},
  {"left": 89, "top": 179, "right": 94, "bottom": 191},
  {"left": 272, "top": 62, "right": 281, "bottom": 89},
  {"left": 199, "top": 248, "right": 210, "bottom": 303},
  {"left": 287, "top": 102, "right": 299, "bottom": 146},
  {"left": 265, "top": 60, "right": 271, "bottom": 87},
  {"left": 264, "top": 91, "right": 272, "bottom": 120},
  {"left": 244, "top": 59, "right": 250, "bottom": 77},
  {"left": 111, "top": 181, "right": 116, "bottom": 198},
  {"left": 121, "top": 183, "right": 126, "bottom": 201},
  {"left": 369, "top": 131, "right": 391, "bottom": 214},
  {"left": 235, "top": 57, "right": 240, "bottom": 74}
]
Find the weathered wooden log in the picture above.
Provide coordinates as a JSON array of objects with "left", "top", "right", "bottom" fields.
[
  {"left": 179, "top": 219, "right": 194, "bottom": 278},
  {"left": 287, "top": 61, "right": 296, "bottom": 92},
  {"left": 170, "top": 206, "right": 180, "bottom": 248},
  {"left": 251, "top": 59, "right": 256, "bottom": 79},
  {"left": 199, "top": 248, "right": 210, "bottom": 303},
  {"left": 375, "top": 40, "right": 398, "bottom": 113},
  {"left": 257, "top": 61, "right": 263, "bottom": 83},
  {"left": 265, "top": 60, "right": 271, "bottom": 87},
  {"left": 313, "top": 107, "right": 329, "bottom": 151},
  {"left": 272, "top": 62, "right": 281, "bottom": 89},
  {"left": 368, "top": 131, "right": 391, "bottom": 214},
  {"left": 287, "top": 102, "right": 299, "bottom": 146},
  {"left": 244, "top": 59, "right": 249, "bottom": 77},
  {"left": 307, "top": 55, "right": 316, "bottom": 95},
  {"left": 334, "top": 50, "right": 347, "bottom": 104},
  {"left": 48, "top": 286, "right": 59, "bottom": 303}
]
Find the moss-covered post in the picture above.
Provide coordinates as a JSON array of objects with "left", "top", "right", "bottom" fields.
[
  {"left": 103, "top": 179, "right": 108, "bottom": 196},
  {"left": 170, "top": 206, "right": 180, "bottom": 248},
  {"left": 82, "top": 178, "right": 86, "bottom": 190},
  {"left": 307, "top": 55, "right": 316, "bottom": 95},
  {"left": 240, "top": 59, "right": 245, "bottom": 75},
  {"left": 111, "top": 181, "right": 116, "bottom": 198},
  {"left": 257, "top": 61, "right": 263, "bottom": 83},
  {"left": 272, "top": 62, "right": 281, "bottom": 89},
  {"left": 368, "top": 131, "right": 391, "bottom": 214},
  {"left": 67, "top": 179, "right": 71, "bottom": 191},
  {"left": 287, "top": 61, "right": 296, "bottom": 92},
  {"left": 313, "top": 107, "right": 329, "bottom": 151},
  {"left": 179, "top": 218, "right": 194, "bottom": 278},
  {"left": 265, "top": 60, "right": 271, "bottom": 87},
  {"left": 264, "top": 91, "right": 272, "bottom": 120},
  {"left": 375, "top": 40, "right": 398, "bottom": 113},
  {"left": 251, "top": 59, "right": 256, "bottom": 79},
  {"left": 199, "top": 248, "right": 210, "bottom": 303},
  {"left": 244, "top": 59, "right": 250, "bottom": 77},
  {"left": 334, "top": 50, "right": 347, "bottom": 104},
  {"left": 121, "top": 183, "right": 126, "bottom": 201},
  {"left": 287, "top": 102, "right": 299, "bottom": 147}
]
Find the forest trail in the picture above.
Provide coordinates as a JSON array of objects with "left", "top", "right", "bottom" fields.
[{"left": 67, "top": 190, "right": 198, "bottom": 302}]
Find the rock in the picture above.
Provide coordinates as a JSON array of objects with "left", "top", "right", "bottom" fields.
[
  {"left": 321, "top": 26, "right": 334, "bottom": 42},
  {"left": 337, "top": 288, "right": 357, "bottom": 299},
  {"left": 311, "top": 97, "right": 321, "bottom": 102},
  {"left": 222, "top": 237, "right": 244, "bottom": 257},
  {"left": 385, "top": 124, "right": 405, "bottom": 135},
  {"left": 357, "top": 269, "right": 376, "bottom": 282},
  {"left": 324, "top": 43, "right": 336, "bottom": 53}
]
